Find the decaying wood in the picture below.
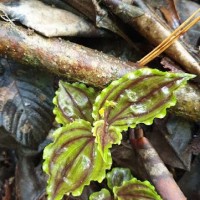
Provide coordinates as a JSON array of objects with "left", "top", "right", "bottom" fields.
[
  {"left": 103, "top": 0, "right": 200, "bottom": 75},
  {"left": 130, "top": 128, "right": 187, "bottom": 200},
  {"left": 172, "top": 83, "right": 200, "bottom": 121},
  {"left": 0, "top": 20, "right": 200, "bottom": 121}
]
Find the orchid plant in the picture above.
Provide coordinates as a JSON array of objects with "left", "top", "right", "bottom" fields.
[{"left": 43, "top": 68, "right": 194, "bottom": 200}]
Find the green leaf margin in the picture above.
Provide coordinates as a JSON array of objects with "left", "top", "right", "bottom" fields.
[
  {"left": 89, "top": 188, "right": 113, "bottom": 200},
  {"left": 92, "top": 68, "right": 195, "bottom": 160},
  {"left": 113, "top": 178, "right": 162, "bottom": 200},
  {"left": 53, "top": 81, "right": 97, "bottom": 125},
  {"left": 43, "top": 120, "right": 112, "bottom": 200}
]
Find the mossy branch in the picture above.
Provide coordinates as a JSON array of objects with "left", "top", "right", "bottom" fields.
[{"left": 0, "top": 21, "right": 199, "bottom": 121}]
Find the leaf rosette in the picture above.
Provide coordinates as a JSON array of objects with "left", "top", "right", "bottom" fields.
[{"left": 43, "top": 68, "right": 194, "bottom": 200}]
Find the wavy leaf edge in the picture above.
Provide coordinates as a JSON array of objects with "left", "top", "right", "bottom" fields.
[
  {"left": 53, "top": 81, "right": 97, "bottom": 125},
  {"left": 113, "top": 177, "right": 162, "bottom": 200},
  {"left": 89, "top": 188, "right": 112, "bottom": 200},
  {"left": 92, "top": 68, "right": 194, "bottom": 121},
  {"left": 44, "top": 68, "right": 195, "bottom": 200},
  {"left": 43, "top": 119, "right": 112, "bottom": 200},
  {"left": 92, "top": 68, "right": 195, "bottom": 160}
]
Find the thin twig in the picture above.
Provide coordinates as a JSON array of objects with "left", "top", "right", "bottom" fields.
[{"left": 138, "top": 8, "right": 200, "bottom": 66}]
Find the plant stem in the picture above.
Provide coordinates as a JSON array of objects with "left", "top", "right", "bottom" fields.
[{"left": 130, "top": 128, "right": 187, "bottom": 200}]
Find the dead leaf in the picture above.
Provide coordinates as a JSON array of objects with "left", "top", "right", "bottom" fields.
[
  {"left": 63, "top": 0, "right": 137, "bottom": 49},
  {"left": 0, "top": 0, "right": 105, "bottom": 37},
  {"left": 174, "top": 0, "right": 200, "bottom": 46},
  {"left": 187, "top": 136, "right": 200, "bottom": 155},
  {"left": 0, "top": 57, "right": 54, "bottom": 149},
  {"left": 179, "top": 155, "right": 200, "bottom": 200},
  {"left": 15, "top": 156, "right": 46, "bottom": 200},
  {"left": 148, "top": 115, "right": 193, "bottom": 170},
  {"left": 161, "top": 57, "right": 184, "bottom": 72}
]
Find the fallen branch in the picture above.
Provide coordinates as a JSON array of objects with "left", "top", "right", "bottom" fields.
[
  {"left": 0, "top": 20, "right": 135, "bottom": 87},
  {"left": 0, "top": 21, "right": 200, "bottom": 121},
  {"left": 130, "top": 128, "right": 186, "bottom": 200}
]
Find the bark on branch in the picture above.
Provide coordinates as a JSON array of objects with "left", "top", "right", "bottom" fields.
[
  {"left": 0, "top": 21, "right": 135, "bottom": 87},
  {"left": 0, "top": 21, "right": 200, "bottom": 121}
]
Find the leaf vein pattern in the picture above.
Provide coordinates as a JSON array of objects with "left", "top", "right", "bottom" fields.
[
  {"left": 108, "top": 79, "right": 178, "bottom": 124},
  {"left": 50, "top": 128, "right": 92, "bottom": 169},
  {"left": 53, "top": 138, "right": 94, "bottom": 198},
  {"left": 111, "top": 94, "right": 172, "bottom": 126},
  {"left": 62, "top": 85, "right": 87, "bottom": 120}
]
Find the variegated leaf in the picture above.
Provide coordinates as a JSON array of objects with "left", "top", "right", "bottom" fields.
[
  {"left": 53, "top": 81, "right": 97, "bottom": 125},
  {"left": 92, "top": 68, "right": 194, "bottom": 160},
  {"left": 106, "top": 168, "right": 133, "bottom": 189},
  {"left": 43, "top": 120, "right": 112, "bottom": 200},
  {"left": 113, "top": 178, "right": 162, "bottom": 200}
]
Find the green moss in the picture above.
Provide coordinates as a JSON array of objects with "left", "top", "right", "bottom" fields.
[{"left": 23, "top": 54, "right": 41, "bottom": 66}]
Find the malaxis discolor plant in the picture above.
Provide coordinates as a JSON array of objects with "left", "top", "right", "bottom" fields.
[{"left": 43, "top": 68, "right": 194, "bottom": 200}]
